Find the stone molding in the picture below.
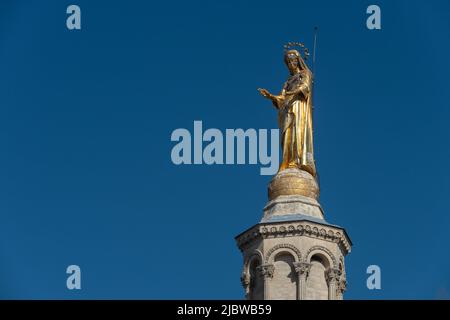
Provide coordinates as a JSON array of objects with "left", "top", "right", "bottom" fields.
[
  {"left": 236, "top": 221, "right": 351, "bottom": 255},
  {"left": 264, "top": 243, "right": 302, "bottom": 264},
  {"left": 306, "top": 245, "right": 338, "bottom": 268}
]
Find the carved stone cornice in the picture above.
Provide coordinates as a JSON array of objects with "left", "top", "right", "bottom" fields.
[{"left": 235, "top": 221, "right": 351, "bottom": 255}]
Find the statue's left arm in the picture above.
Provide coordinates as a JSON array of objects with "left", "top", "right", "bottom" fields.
[{"left": 285, "top": 73, "right": 312, "bottom": 99}]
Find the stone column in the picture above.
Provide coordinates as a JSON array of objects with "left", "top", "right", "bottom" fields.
[
  {"left": 240, "top": 272, "right": 250, "bottom": 299},
  {"left": 293, "top": 262, "right": 311, "bottom": 300},
  {"left": 326, "top": 268, "right": 341, "bottom": 300},
  {"left": 257, "top": 264, "right": 274, "bottom": 300},
  {"left": 336, "top": 277, "right": 347, "bottom": 300}
]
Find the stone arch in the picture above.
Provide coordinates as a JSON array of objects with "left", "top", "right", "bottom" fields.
[
  {"left": 305, "top": 245, "right": 337, "bottom": 268},
  {"left": 271, "top": 252, "right": 298, "bottom": 300},
  {"left": 338, "top": 256, "right": 346, "bottom": 279},
  {"left": 242, "top": 250, "right": 264, "bottom": 300},
  {"left": 339, "top": 256, "right": 345, "bottom": 271},
  {"left": 265, "top": 244, "right": 302, "bottom": 264},
  {"left": 305, "top": 254, "right": 329, "bottom": 300},
  {"left": 243, "top": 250, "right": 263, "bottom": 274}
]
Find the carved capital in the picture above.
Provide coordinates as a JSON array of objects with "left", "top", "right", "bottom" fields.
[
  {"left": 326, "top": 268, "right": 341, "bottom": 284},
  {"left": 338, "top": 277, "right": 347, "bottom": 292},
  {"left": 257, "top": 264, "right": 275, "bottom": 278},
  {"left": 293, "top": 262, "right": 311, "bottom": 277}
]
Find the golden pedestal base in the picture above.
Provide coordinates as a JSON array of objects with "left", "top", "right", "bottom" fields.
[{"left": 268, "top": 168, "right": 319, "bottom": 201}]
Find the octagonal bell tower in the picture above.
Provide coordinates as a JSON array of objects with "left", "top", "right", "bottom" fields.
[{"left": 236, "top": 168, "right": 351, "bottom": 300}]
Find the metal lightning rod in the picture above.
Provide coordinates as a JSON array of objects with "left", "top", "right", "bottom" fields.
[
  {"left": 312, "top": 26, "right": 318, "bottom": 82},
  {"left": 311, "top": 26, "right": 318, "bottom": 111},
  {"left": 311, "top": 26, "right": 320, "bottom": 188}
]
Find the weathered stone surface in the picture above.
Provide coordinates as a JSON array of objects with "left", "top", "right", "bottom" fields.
[
  {"left": 237, "top": 167, "right": 351, "bottom": 300},
  {"left": 236, "top": 219, "right": 351, "bottom": 300},
  {"left": 237, "top": 171, "right": 351, "bottom": 301},
  {"left": 262, "top": 194, "right": 324, "bottom": 221}
]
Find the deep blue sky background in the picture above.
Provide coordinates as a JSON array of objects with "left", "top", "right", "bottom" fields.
[{"left": 1, "top": 0, "right": 449, "bottom": 299}]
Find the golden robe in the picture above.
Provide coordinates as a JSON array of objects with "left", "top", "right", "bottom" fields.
[{"left": 277, "top": 69, "right": 316, "bottom": 176}]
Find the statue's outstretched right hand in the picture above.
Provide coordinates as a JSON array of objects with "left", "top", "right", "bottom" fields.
[{"left": 258, "top": 88, "right": 271, "bottom": 98}]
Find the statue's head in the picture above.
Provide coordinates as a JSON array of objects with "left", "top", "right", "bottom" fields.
[
  {"left": 283, "top": 42, "right": 310, "bottom": 75},
  {"left": 284, "top": 50, "right": 303, "bottom": 74}
]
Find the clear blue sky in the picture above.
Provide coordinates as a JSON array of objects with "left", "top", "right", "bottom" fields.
[{"left": 1, "top": 0, "right": 449, "bottom": 299}]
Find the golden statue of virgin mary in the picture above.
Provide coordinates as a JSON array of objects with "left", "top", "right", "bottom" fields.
[{"left": 258, "top": 44, "right": 316, "bottom": 177}]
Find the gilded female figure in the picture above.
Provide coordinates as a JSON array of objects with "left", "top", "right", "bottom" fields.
[{"left": 258, "top": 48, "right": 316, "bottom": 176}]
